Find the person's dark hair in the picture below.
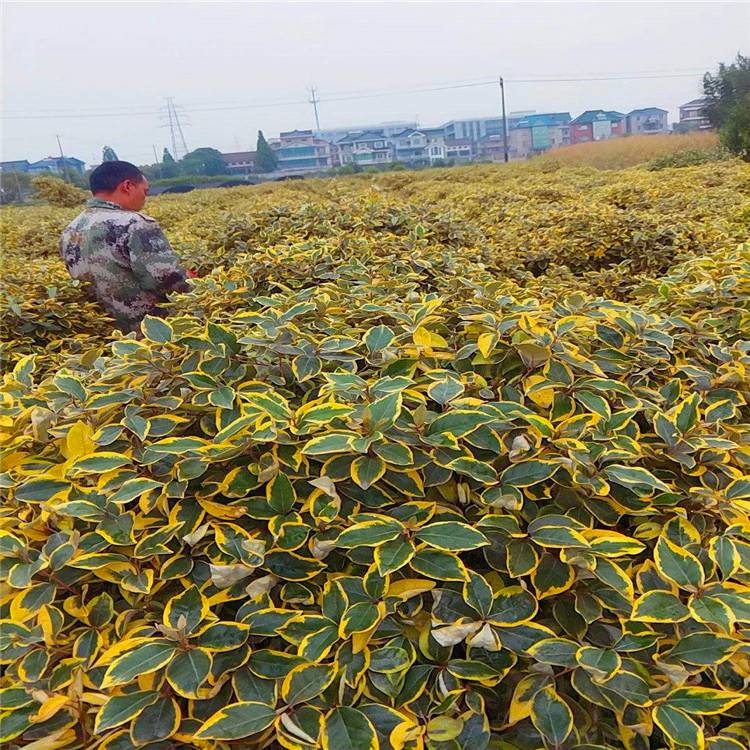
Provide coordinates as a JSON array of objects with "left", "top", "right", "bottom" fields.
[{"left": 89, "top": 161, "right": 145, "bottom": 193}]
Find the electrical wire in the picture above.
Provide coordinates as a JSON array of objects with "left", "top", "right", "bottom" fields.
[{"left": 1, "top": 70, "right": 706, "bottom": 120}]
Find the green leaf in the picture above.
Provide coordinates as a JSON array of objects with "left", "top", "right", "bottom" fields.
[
  {"left": 322, "top": 707, "right": 378, "bottom": 750},
  {"left": 108, "top": 477, "right": 163, "bottom": 504},
  {"left": 528, "top": 637, "right": 579, "bottom": 667},
  {"left": 14, "top": 477, "right": 70, "bottom": 502},
  {"left": 94, "top": 690, "right": 160, "bottom": 733},
  {"left": 448, "top": 457, "right": 498, "bottom": 484},
  {"left": 375, "top": 538, "right": 415, "bottom": 575},
  {"left": 428, "top": 378, "right": 465, "bottom": 405},
  {"left": 488, "top": 586, "right": 538, "bottom": 625},
  {"left": 367, "top": 391, "right": 403, "bottom": 431},
  {"left": 166, "top": 648, "right": 212, "bottom": 698},
  {"left": 632, "top": 591, "right": 690, "bottom": 623},
  {"left": 268, "top": 473, "right": 296, "bottom": 514},
  {"left": 195, "top": 622, "right": 249, "bottom": 651},
  {"left": 351, "top": 455, "right": 387, "bottom": 489},
  {"left": 426, "top": 409, "right": 493, "bottom": 438},
  {"left": 163, "top": 585, "right": 207, "bottom": 634},
  {"left": 130, "top": 696, "right": 179, "bottom": 743},
  {"left": 415, "top": 521, "right": 489, "bottom": 551},
  {"left": 604, "top": 464, "right": 670, "bottom": 494},
  {"left": 531, "top": 686, "right": 573, "bottom": 746},
  {"left": 411, "top": 549, "right": 468, "bottom": 581},
  {"left": 576, "top": 646, "right": 620, "bottom": 681},
  {"left": 665, "top": 686, "right": 746, "bottom": 715},
  {"left": 652, "top": 704, "right": 704, "bottom": 749},
  {"left": 364, "top": 325, "right": 395, "bottom": 353},
  {"left": 654, "top": 535, "right": 705, "bottom": 591},
  {"left": 282, "top": 663, "right": 337, "bottom": 706},
  {"left": 337, "top": 518, "right": 404, "bottom": 548},
  {"left": 141, "top": 315, "right": 173, "bottom": 343},
  {"left": 670, "top": 632, "right": 738, "bottom": 665},
  {"left": 195, "top": 701, "right": 277, "bottom": 740},
  {"left": 500, "top": 459, "right": 558, "bottom": 488},
  {"left": 101, "top": 641, "right": 177, "bottom": 688},
  {"left": 302, "top": 432, "right": 356, "bottom": 456}
]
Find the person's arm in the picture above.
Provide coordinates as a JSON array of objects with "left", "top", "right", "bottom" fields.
[{"left": 127, "top": 217, "right": 190, "bottom": 296}]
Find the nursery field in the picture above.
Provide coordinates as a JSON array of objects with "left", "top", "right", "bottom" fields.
[{"left": 1, "top": 159, "right": 750, "bottom": 750}]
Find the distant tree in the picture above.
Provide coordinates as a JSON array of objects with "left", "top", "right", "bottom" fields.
[
  {"left": 0, "top": 171, "right": 32, "bottom": 204},
  {"left": 178, "top": 147, "right": 226, "bottom": 176},
  {"left": 255, "top": 131, "right": 278, "bottom": 173},
  {"left": 161, "top": 148, "right": 179, "bottom": 178},
  {"left": 102, "top": 146, "right": 118, "bottom": 162},
  {"left": 703, "top": 53, "right": 750, "bottom": 160}
]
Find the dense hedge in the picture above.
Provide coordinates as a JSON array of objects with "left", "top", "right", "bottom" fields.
[{"left": 1, "top": 161, "right": 749, "bottom": 750}]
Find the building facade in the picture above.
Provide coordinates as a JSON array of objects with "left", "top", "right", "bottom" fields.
[
  {"left": 570, "top": 111, "right": 625, "bottom": 144},
  {"left": 336, "top": 131, "right": 394, "bottom": 166},
  {"left": 678, "top": 98, "right": 711, "bottom": 131},
  {"left": 626, "top": 108, "right": 669, "bottom": 135},
  {"left": 221, "top": 151, "right": 256, "bottom": 175},
  {"left": 274, "top": 130, "right": 335, "bottom": 172}
]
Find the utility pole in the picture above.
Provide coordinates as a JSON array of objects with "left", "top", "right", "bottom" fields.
[
  {"left": 499, "top": 77, "right": 509, "bottom": 163},
  {"left": 308, "top": 86, "right": 321, "bottom": 130},
  {"left": 152, "top": 144, "right": 160, "bottom": 164},
  {"left": 55, "top": 134, "right": 68, "bottom": 181}
]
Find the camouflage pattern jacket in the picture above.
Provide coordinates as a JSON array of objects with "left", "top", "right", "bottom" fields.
[{"left": 59, "top": 198, "right": 189, "bottom": 331}]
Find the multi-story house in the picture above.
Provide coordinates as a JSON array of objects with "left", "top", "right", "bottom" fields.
[
  {"left": 273, "top": 130, "right": 335, "bottom": 172},
  {"left": 443, "top": 117, "right": 505, "bottom": 141},
  {"left": 626, "top": 107, "right": 669, "bottom": 135},
  {"left": 677, "top": 98, "right": 711, "bottom": 131},
  {"left": 220, "top": 151, "right": 256, "bottom": 175},
  {"left": 391, "top": 129, "right": 431, "bottom": 165},
  {"left": 570, "top": 111, "right": 625, "bottom": 144},
  {"left": 315, "top": 122, "right": 417, "bottom": 144},
  {"left": 336, "top": 131, "right": 394, "bottom": 166}
]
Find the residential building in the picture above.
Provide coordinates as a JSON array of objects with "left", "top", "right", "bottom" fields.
[
  {"left": 0, "top": 160, "right": 31, "bottom": 173},
  {"left": 443, "top": 117, "right": 505, "bottom": 141},
  {"left": 336, "top": 130, "right": 394, "bottom": 166},
  {"left": 626, "top": 107, "right": 669, "bottom": 135},
  {"left": 315, "top": 121, "right": 417, "bottom": 144},
  {"left": 570, "top": 111, "right": 625, "bottom": 143},
  {"left": 511, "top": 112, "right": 572, "bottom": 153},
  {"left": 27, "top": 156, "right": 86, "bottom": 174},
  {"left": 678, "top": 98, "right": 711, "bottom": 131},
  {"left": 392, "top": 128, "right": 431, "bottom": 165},
  {"left": 221, "top": 151, "right": 256, "bottom": 175},
  {"left": 273, "top": 130, "right": 335, "bottom": 172}
]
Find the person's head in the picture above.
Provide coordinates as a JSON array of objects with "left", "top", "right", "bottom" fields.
[{"left": 89, "top": 161, "right": 149, "bottom": 211}]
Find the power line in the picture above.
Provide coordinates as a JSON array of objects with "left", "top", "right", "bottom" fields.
[{"left": 0, "top": 70, "right": 706, "bottom": 121}]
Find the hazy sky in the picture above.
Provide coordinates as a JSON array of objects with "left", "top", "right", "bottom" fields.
[{"left": 2, "top": 1, "right": 748, "bottom": 166}]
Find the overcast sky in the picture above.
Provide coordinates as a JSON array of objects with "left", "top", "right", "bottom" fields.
[{"left": 2, "top": 1, "right": 748, "bottom": 166}]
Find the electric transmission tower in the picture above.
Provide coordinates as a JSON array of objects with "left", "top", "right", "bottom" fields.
[{"left": 163, "top": 97, "right": 190, "bottom": 159}]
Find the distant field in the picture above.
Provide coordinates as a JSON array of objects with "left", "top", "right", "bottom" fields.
[{"left": 538, "top": 130, "right": 722, "bottom": 169}]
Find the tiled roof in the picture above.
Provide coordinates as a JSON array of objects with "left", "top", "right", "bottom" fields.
[
  {"left": 627, "top": 107, "right": 667, "bottom": 116},
  {"left": 571, "top": 110, "right": 624, "bottom": 125},
  {"left": 681, "top": 97, "right": 709, "bottom": 108},
  {"left": 221, "top": 151, "right": 256, "bottom": 161},
  {"left": 511, "top": 112, "right": 571, "bottom": 129},
  {"left": 336, "top": 130, "right": 386, "bottom": 144}
]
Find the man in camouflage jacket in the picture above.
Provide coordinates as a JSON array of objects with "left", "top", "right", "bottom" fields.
[{"left": 60, "top": 160, "right": 189, "bottom": 332}]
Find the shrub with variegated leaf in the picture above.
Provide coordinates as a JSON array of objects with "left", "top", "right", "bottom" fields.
[{"left": 1, "top": 161, "right": 749, "bottom": 750}]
